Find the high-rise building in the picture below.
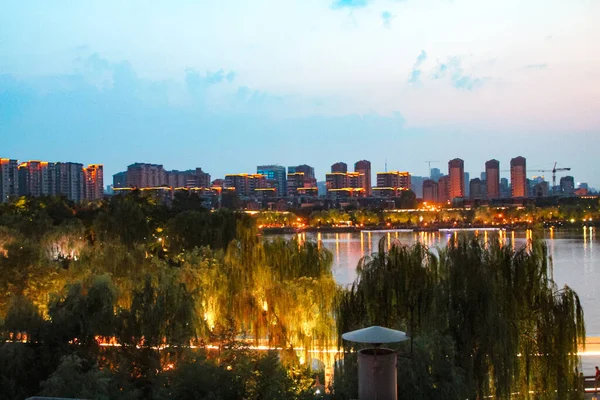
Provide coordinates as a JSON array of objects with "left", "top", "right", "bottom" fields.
[
  {"left": 0, "top": 158, "right": 19, "bottom": 203},
  {"left": 500, "top": 178, "right": 510, "bottom": 198},
  {"left": 422, "top": 179, "right": 438, "bottom": 203},
  {"left": 257, "top": 165, "right": 286, "bottom": 196},
  {"left": 194, "top": 168, "right": 211, "bottom": 188},
  {"left": 485, "top": 159, "right": 500, "bottom": 199},
  {"left": 224, "top": 174, "right": 249, "bottom": 196},
  {"left": 448, "top": 159, "right": 465, "bottom": 199},
  {"left": 469, "top": 178, "right": 484, "bottom": 200},
  {"left": 464, "top": 172, "right": 470, "bottom": 197},
  {"left": 410, "top": 176, "right": 426, "bottom": 198},
  {"left": 376, "top": 171, "right": 411, "bottom": 189},
  {"left": 287, "top": 165, "right": 317, "bottom": 196},
  {"left": 354, "top": 160, "right": 372, "bottom": 196},
  {"left": 18, "top": 161, "right": 56, "bottom": 197},
  {"left": 248, "top": 174, "right": 268, "bottom": 193},
  {"left": 326, "top": 173, "right": 348, "bottom": 191},
  {"left": 84, "top": 164, "right": 104, "bottom": 201},
  {"left": 533, "top": 181, "right": 549, "bottom": 198},
  {"left": 437, "top": 175, "right": 450, "bottom": 203},
  {"left": 331, "top": 162, "right": 347, "bottom": 173},
  {"left": 560, "top": 176, "right": 575, "bottom": 196},
  {"left": 224, "top": 173, "right": 268, "bottom": 196},
  {"left": 288, "top": 164, "right": 315, "bottom": 180},
  {"left": 113, "top": 171, "right": 128, "bottom": 188},
  {"left": 326, "top": 171, "right": 365, "bottom": 197},
  {"left": 165, "top": 168, "right": 211, "bottom": 189},
  {"left": 126, "top": 163, "right": 166, "bottom": 188},
  {"left": 430, "top": 168, "right": 443, "bottom": 182},
  {"left": 510, "top": 156, "right": 527, "bottom": 198},
  {"left": 287, "top": 173, "right": 306, "bottom": 196},
  {"left": 373, "top": 171, "right": 411, "bottom": 197},
  {"left": 55, "top": 162, "right": 84, "bottom": 202}
]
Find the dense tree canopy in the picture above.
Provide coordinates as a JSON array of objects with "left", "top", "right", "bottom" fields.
[
  {"left": 0, "top": 194, "right": 589, "bottom": 399},
  {"left": 335, "top": 235, "right": 585, "bottom": 399}
]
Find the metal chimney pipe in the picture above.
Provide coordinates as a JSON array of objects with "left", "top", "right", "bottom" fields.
[{"left": 358, "top": 347, "right": 397, "bottom": 400}]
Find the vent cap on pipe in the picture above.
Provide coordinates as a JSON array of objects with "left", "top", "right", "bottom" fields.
[{"left": 342, "top": 326, "right": 409, "bottom": 345}]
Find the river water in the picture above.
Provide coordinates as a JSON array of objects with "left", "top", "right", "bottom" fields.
[
  {"left": 269, "top": 227, "right": 599, "bottom": 333},
  {"left": 269, "top": 227, "right": 600, "bottom": 381}
]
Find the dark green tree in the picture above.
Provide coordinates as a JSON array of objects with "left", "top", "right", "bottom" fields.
[{"left": 335, "top": 235, "right": 585, "bottom": 399}]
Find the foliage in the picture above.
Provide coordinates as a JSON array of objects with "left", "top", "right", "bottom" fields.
[
  {"left": 0, "top": 193, "right": 591, "bottom": 399},
  {"left": 335, "top": 235, "right": 586, "bottom": 399}
]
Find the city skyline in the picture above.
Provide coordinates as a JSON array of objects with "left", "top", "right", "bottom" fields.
[
  {"left": 2, "top": 1, "right": 599, "bottom": 187},
  {"left": 0, "top": 154, "right": 592, "bottom": 192}
]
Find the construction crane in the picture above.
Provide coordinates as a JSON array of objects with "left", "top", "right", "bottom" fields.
[
  {"left": 529, "top": 162, "right": 571, "bottom": 193},
  {"left": 425, "top": 161, "right": 439, "bottom": 177}
]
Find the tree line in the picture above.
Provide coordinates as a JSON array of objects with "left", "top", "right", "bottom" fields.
[{"left": 0, "top": 192, "right": 589, "bottom": 399}]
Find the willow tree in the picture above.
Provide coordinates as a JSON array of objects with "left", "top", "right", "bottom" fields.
[
  {"left": 335, "top": 234, "right": 585, "bottom": 400},
  {"left": 176, "top": 221, "right": 338, "bottom": 365}
]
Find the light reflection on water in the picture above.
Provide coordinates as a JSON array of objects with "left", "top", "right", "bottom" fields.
[{"left": 268, "top": 228, "right": 600, "bottom": 334}]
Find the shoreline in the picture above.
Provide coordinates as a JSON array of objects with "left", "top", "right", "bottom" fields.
[{"left": 262, "top": 224, "right": 596, "bottom": 235}]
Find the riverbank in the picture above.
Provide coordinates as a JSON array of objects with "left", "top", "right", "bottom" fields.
[{"left": 261, "top": 222, "right": 597, "bottom": 235}]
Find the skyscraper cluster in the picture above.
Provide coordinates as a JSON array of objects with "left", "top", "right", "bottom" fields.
[
  {"left": 0, "top": 158, "right": 103, "bottom": 203},
  {"left": 423, "top": 156, "right": 532, "bottom": 203},
  {"left": 113, "top": 163, "right": 211, "bottom": 190}
]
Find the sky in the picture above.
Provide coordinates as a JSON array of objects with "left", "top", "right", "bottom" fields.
[{"left": 1, "top": 0, "right": 599, "bottom": 187}]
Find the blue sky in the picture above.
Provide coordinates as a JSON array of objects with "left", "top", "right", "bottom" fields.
[{"left": 1, "top": 0, "right": 599, "bottom": 187}]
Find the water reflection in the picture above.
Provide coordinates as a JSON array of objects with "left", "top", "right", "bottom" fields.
[{"left": 268, "top": 229, "right": 600, "bottom": 334}]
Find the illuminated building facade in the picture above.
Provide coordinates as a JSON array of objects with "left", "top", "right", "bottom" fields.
[
  {"left": 374, "top": 171, "right": 411, "bottom": 197},
  {"left": 510, "top": 156, "right": 527, "bottom": 198},
  {"left": 126, "top": 163, "right": 166, "bottom": 188},
  {"left": 84, "top": 164, "right": 104, "bottom": 201},
  {"left": 485, "top": 159, "right": 500, "bottom": 199},
  {"left": 326, "top": 172, "right": 348, "bottom": 191},
  {"left": 287, "top": 172, "right": 305, "bottom": 196},
  {"left": 437, "top": 175, "right": 450, "bottom": 203},
  {"left": 166, "top": 168, "right": 211, "bottom": 189},
  {"left": 288, "top": 164, "right": 315, "bottom": 180},
  {"left": 287, "top": 173, "right": 317, "bottom": 196},
  {"left": 287, "top": 165, "right": 317, "bottom": 196},
  {"left": 354, "top": 160, "right": 372, "bottom": 196},
  {"left": 0, "top": 158, "right": 19, "bottom": 203},
  {"left": 225, "top": 174, "right": 249, "bottom": 195},
  {"left": 448, "top": 158, "right": 465, "bottom": 199},
  {"left": 422, "top": 179, "right": 438, "bottom": 203},
  {"left": 224, "top": 173, "right": 268, "bottom": 196},
  {"left": 257, "top": 165, "right": 286, "bottom": 195},
  {"left": 18, "top": 161, "right": 55, "bottom": 197},
  {"left": 326, "top": 171, "right": 365, "bottom": 197}
]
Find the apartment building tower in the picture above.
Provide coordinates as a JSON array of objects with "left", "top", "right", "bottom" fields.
[
  {"left": 0, "top": 158, "right": 19, "bottom": 203},
  {"left": 422, "top": 179, "right": 438, "bottom": 203},
  {"left": 84, "top": 164, "right": 104, "bottom": 201},
  {"left": 55, "top": 162, "right": 85, "bottom": 202},
  {"left": 448, "top": 158, "right": 465, "bottom": 199},
  {"left": 485, "top": 159, "right": 500, "bottom": 199},
  {"left": 510, "top": 156, "right": 527, "bottom": 198},
  {"left": 18, "top": 161, "right": 56, "bottom": 197},
  {"left": 354, "top": 160, "right": 372, "bottom": 196},
  {"left": 257, "top": 165, "right": 286, "bottom": 196},
  {"left": 126, "top": 163, "right": 166, "bottom": 188}
]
